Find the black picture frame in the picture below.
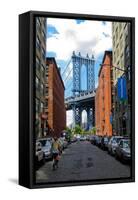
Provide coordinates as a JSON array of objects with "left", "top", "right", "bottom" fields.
[{"left": 19, "top": 11, "right": 135, "bottom": 189}]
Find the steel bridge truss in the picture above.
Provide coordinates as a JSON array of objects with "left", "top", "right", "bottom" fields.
[
  {"left": 66, "top": 51, "right": 95, "bottom": 129},
  {"left": 72, "top": 51, "right": 95, "bottom": 96},
  {"left": 72, "top": 102, "right": 95, "bottom": 130}
]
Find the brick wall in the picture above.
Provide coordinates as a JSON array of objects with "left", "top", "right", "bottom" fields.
[
  {"left": 47, "top": 58, "right": 66, "bottom": 137},
  {"left": 95, "top": 51, "right": 112, "bottom": 136}
]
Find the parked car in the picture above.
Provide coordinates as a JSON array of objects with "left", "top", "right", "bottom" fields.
[
  {"left": 71, "top": 137, "right": 77, "bottom": 143},
  {"left": 90, "top": 135, "right": 97, "bottom": 145},
  {"left": 101, "top": 137, "right": 109, "bottom": 150},
  {"left": 42, "top": 141, "right": 53, "bottom": 160},
  {"left": 108, "top": 136, "right": 124, "bottom": 155},
  {"left": 86, "top": 135, "right": 90, "bottom": 141},
  {"left": 39, "top": 137, "right": 53, "bottom": 146},
  {"left": 80, "top": 136, "right": 86, "bottom": 141},
  {"left": 95, "top": 136, "right": 102, "bottom": 147},
  {"left": 76, "top": 135, "right": 81, "bottom": 141},
  {"left": 115, "top": 139, "right": 131, "bottom": 163},
  {"left": 35, "top": 141, "right": 45, "bottom": 166}
]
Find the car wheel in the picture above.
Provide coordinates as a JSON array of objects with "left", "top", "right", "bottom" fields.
[{"left": 42, "top": 154, "right": 45, "bottom": 164}]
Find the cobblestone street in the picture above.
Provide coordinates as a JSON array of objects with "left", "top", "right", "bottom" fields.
[{"left": 36, "top": 141, "right": 131, "bottom": 183}]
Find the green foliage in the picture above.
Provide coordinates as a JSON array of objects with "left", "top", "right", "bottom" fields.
[
  {"left": 92, "top": 127, "right": 96, "bottom": 135},
  {"left": 74, "top": 124, "right": 83, "bottom": 135},
  {"left": 65, "top": 127, "right": 73, "bottom": 141},
  {"left": 88, "top": 127, "right": 97, "bottom": 135}
]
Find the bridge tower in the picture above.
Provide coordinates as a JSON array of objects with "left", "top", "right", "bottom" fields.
[
  {"left": 71, "top": 51, "right": 95, "bottom": 129},
  {"left": 72, "top": 51, "right": 95, "bottom": 96}
]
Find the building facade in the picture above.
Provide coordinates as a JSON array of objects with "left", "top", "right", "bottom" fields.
[
  {"left": 112, "top": 22, "right": 131, "bottom": 136},
  {"left": 95, "top": 51, "right": 112, "bottom": 136},
  {"left": 46, "top": 57, "right": 66, "bottom": 137},
  {"left": 35, "top": 17, "right": 47, "bottom": 139}
]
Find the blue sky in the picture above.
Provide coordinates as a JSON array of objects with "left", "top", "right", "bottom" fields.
[
  {"left": 46, "top": 18, "right": 112, "bottom": 98},
  {"left": 46, "top": 18, "right": 112, "bottom": 126}
]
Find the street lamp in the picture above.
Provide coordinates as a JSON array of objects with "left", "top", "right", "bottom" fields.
[{"left": 100, "top": 63, "right": 130, "bottom": 73}]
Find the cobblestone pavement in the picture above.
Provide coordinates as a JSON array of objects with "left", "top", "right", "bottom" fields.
[{"left": 36, "top": 141, "right": 131, "bottom": 183}]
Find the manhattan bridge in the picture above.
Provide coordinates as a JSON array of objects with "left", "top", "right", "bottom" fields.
[{"left": 62, "top": 51, "right": 96, "bottom": 130}]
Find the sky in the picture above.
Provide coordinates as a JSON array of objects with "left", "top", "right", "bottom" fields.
[{"left": 46, "top": 18, "right": 112, "bottom": 127}]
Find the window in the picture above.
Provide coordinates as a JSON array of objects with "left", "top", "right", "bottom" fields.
[
  {"left": 125, "top": 45, "right": 130, "bottom": 59},
  {"left": 116, "top": 47, "right": 119, "bottom": 58},
  {"left": 120, "top": 39, "right": 123, "bottom": 50},
  {"left": 45, "top": 100, "right": 48, "bottom": 108},
  {"left": 42, "top": 30, "right": 46, "bottom": 39},
  {"left": 120, "top": 33, "right": 123, "bottom": 40},
  {"left": 36, "top": 98, "right": 39, "bottom": 112},
  {"left": 41, "top": 64, "right": 45, "bottom": 78},
  {"left": 36, "top": 36, "right": 41, "bottom": 50},
  {"left": 116, "top": 27, "right": 118, "bottom": 40},
  {"left": 36, "top": 18, "right": 41, "bottom": 27},
  {"left": 124, "top": 23, "right": 127, "bottom": 30},
  {"left": 45, "top": 88, "right": 48, "bottom": 96},
  {"left": 36, "top": 76, "right": 40, "bottom": 90},
  {"left": 40, "top": 102, "right": 44, "bottom": 112},
  {"left": 119, "top": 141, "right": 123, "bottom": 148},
  {"left": 36, "top": 56, "right": 40, "bottom": 71},
  {"left": 40, "top": 83, "right": 44, "bottom": 96},
  {"left": 113, "top": 51, "right": 116, "bottom": 63},
  {"left": 42, "top": 48, "right": 45, "bottom": 60}
]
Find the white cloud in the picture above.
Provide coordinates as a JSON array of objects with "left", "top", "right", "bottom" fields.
[{"left": 47, "top": 18, "right": 112, "bottom": 62}]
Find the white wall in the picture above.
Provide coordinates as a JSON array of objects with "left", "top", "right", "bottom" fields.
[{"left": 0, "top": 0, "right": 137, "bottom": 199}]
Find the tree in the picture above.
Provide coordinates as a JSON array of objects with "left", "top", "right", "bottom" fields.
[
  {"left": 65, "top": 127, "right": 73, "bottom": 141},
  {"left": 74, "top": 124, "right": 83, "bottom": 135},
  {"left": 92, "top": 127, "right": 96, "bottom": 135}
]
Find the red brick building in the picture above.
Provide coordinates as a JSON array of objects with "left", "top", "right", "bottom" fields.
[
  {"left": 95, "top": 51, "right": 112, "bottom": 136},
  {"left": 46, "top": 57, "right": 66, "bottom": 137}
]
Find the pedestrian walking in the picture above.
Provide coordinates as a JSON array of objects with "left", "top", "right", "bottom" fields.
[{"left": 52, "top": 136, "right": 61, "bottom": 170}]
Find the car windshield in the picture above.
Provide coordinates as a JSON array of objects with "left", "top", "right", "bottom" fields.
[
  {"left": 45, "top": 141, "right": 51, "bottom": 147},
  {"left": 115, "top": 138, "right": 122, "bottom": 143},
  {"left": 104, "top": 138, "right": 108, "bottom": 142},
  {"left": 39, "top": 139, "right": 51, "bottom": 146},
  {"left": 123, "top": 140, "right": 130, "bottom": 148}
]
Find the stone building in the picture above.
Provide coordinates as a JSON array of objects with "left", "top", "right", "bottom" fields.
[
  {"left": 95, "top": 51, "right": 112, "bottom": 136},
  {"left": 35, "top": 17, "right": 47, "bottom": 139},
  {"left": 112, "top": 22, "right": 131, "bottom": 136}
]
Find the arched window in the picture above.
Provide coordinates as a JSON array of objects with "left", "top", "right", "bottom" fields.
[
  {"left": 81, "top": 110, "right": 87, "bottom": 129},
  {"left": 81, "top": 64, "right": 87, "bottom": 91}
]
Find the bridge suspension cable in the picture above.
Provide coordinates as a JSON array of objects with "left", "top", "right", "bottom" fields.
[
  {"left": 63, "top": 66, "right": 73, "bottom": 83},
  {"left": 61, "top": 59, "right": 72, "bottom": 77}
]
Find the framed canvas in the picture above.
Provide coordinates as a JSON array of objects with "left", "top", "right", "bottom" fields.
[{"left": 19, "top": 11, "right": 135, "bottom": 189}]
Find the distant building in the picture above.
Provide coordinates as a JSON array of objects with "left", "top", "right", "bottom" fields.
[
  {"left": 46, "top": 57, "right": 66, "bottom": 137},
  {"left": 35, "top": 17, "right": 47, "bottom": 139},
  {"left": 112, "top": 22, "right": 131, "bottom": 136},
  {"left": 95, "top": 51, "right": 112, "bottom": 136}
]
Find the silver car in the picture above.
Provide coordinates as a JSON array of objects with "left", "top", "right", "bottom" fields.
[
  {"left": 35, "top": 142, "right": 45, "bottom": 165},
  {"left": 108, "top": 136, "right": 124, "bottom": 155},
  {"left": 42, "top": 141, "right": 53, "bottom": 160},
  {"left": 115, "top": 139, "right": 131, "bottom": 163}
]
